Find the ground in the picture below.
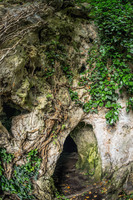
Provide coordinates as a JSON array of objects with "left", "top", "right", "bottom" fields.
[{"left": 53, "top": 152, "right": 109, "bottom": 200}]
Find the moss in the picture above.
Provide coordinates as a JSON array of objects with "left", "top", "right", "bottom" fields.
[
  {"left": 16, "top": 78, "right": 30, "bottom": 105},
  {"left": 40, "top": 12, "right": 76, "bottom": 45},
  {"left": 76, "top": 143, "right": 102, "bottom": 181},
  {"left": 49, "top": 177, "right": 57, "bottom": 195},
  {"left": 36, "top": 176, "right": 55, "bottom": 200},
  {"left": 71, "top": 122, "right": 102, "bottom": 182}
]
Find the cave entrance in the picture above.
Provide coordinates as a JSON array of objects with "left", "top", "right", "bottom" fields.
[
  {"left": 53, "top": 134, "right": 78, "bottom": 192},
  {"left": 53, "top": 122, "right": 103, "bottom": 199}
]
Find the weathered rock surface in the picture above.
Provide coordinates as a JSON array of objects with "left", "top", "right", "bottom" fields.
[
  {"left": 0, "top": 1, "right": 133, "bottom": 200},
  {"left": 71, "top": 122, "right": 102, "bottom": 182},
  {"left": 83, "top": 96, "right": 133, "bottom": 198},
  {"left": 84, "top": 96, "right": 133, "bottom": 173}
]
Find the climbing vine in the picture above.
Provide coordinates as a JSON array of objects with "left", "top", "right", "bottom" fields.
[
  {"left": 75, "top": 0, "right": 133, "bottom": 125},
  {"left": 0, "top": 149, "right": 41, "bottom": 200},
  {"left": 42, "top": 36, "right": 73, "bottom": 82}
]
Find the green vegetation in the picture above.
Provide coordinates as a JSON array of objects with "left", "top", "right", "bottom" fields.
[
  {"left": 46, "top": 93, "right": 53, "bottom": 99},
  {"left": 0, "top": 149, "right": 41, "bottom": 200},
  {"left": 0, "top": 148, "right": 14, "bottom": 163},
  {"left": 105, "top": 103, "right": 121, "bottom": 125},
  {"left": 126, "top": 97, "right": 133, "bottom": 112},
  {"left": 118, "top": 191, "right": 133, "bottom": 200},
  {"left": 52, "top": 134, "right": 58, "bottom": 145},
  {"left": 55, "top": 192, "right": 69, "bottom": 200},
  {"left": 76, "top": 0, "right": 133, "bottom": 125},
  {"left": 69, "top": 89, "right": 79, "bottom": 102},
  {"left": 61, "top": 124, "right": 66, "bottom": 130},
  {"left": 43, "top": 37, "right": 73, "bottom": 81}
]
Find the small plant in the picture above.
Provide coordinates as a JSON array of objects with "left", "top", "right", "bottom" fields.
[
  {"left": 61, "top": 124, "right": 66, "bottom": 130},
  {"left": 44, "top": 37, "right": 74, "bottom": 82},
  {"left": 83, "top": 100, "right": 98, "bottom": 114},
  {"left": 61, "top": 65, "right": 73, "bottom": 81},
  {"left": 52, "top": 135, "right": 57, "bottom": 145},
  {"left": 118, "top": 191, "right": 133, "bottom": 200},
  {"left": 126, "top": 97, "right": 133, "bottom": 112},
  {"left": 0, "top": 148, "right": 14, "bottom": 163},
  {"left": 46, "top": 93, "right": 53, "bottom": 99},
  {"left": 44, "top": 67, "right": 55, "bottom": 78},
  {"left": 55, "top": 192, "right": 69, "bottom": 200},
  {"left": 105, "top": 103, "right": 121, "bottom": 125},
  {"left": 0, "top": 161, "right": 3, "bottom": 176},
  {"left": 69, "top": 89, "right": 79, "bottom": 101}
]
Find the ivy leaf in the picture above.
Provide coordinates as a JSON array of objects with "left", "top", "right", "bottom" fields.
[
  {"left": 105, "top": 101, "right": 112, "bottom": 108},
  {"left": 99, "top": 102, "right": 104, "bottom": 107}
]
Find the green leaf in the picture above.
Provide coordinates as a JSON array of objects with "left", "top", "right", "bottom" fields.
[
  {"left": 105, "top": 101, "right": 112, "bottom": 108},
  {"left": 99, "top": 102, "right": 104, "bottom": 107},
  {"left": 126, "top": 54, "right": 131, "bottom": 58},
  {"left": 109, "top": 118, "right": 114, "bottom": 125}
]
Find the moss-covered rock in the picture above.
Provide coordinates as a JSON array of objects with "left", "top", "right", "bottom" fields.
[
  {"left": 0, "top": 2, "right": 99, "bottom": 199},
  {"left": 105, "top": 163, "right": 133, "bottom": 200},
  {"left": 15, "top": 78, "right": 30, "bottom": 105},
  {"left": 0, "top": 53, "right": 27, "bottom": 94},
  {"left": 71, "top": 122, "right": 102, "bottom": 182},
  {"left": 36, "top": 176, "right": 55, "bottom": 200}
]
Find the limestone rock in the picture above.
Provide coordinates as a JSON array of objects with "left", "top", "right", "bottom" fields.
[
  {"left": 0, "top": 54, "right": 27, "bottom": 94},
  {"left": 0, "top": 1, "right": 132, "bottom": 200},
  {"left": 0, "top": 121, "right": 11, "bottom": 148},
  {"left": 71, "top": 122, "right": 102, "bottom": 181}
]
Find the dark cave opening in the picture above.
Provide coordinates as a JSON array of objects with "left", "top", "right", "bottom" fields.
[
  {"left": 52, "top": 123, "right": 104, "bottom": 199},
  {"left": 63, "top": 135, "right": 77, "bottom": 153},
  {"left": 52, "top": 135, "right": 78, "bottom": 192},
  {"left": 0, "top": 101, "right": 28, "bottom": 132},
  {"left": 3, "top": 103, "right": 21, "bottom": 118}
]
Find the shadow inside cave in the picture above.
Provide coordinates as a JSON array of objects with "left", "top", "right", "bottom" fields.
[
  {"left": 52, "top": 127, "right": 105, "bottom": 200},
  {"left": 52, "top": 134, "right": 78, "bottom": 192},
  {"left": 0, "top": 100, "right": 28, "bottom": 132},
  {"left": 63, "top": 134, "right": 77, "bottom": 153}
]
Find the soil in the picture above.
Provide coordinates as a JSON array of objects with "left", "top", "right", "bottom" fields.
[{"left": 53, "top": 152, "right": 108, "bottom": 200}]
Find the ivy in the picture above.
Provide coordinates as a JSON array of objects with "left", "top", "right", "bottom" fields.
[
  {"left": 69, "top": 89, "right": 79, "bottom": 101},
  {"left": 118, "top": 191, "right": 133, "bottom": 200},
  {"left": 126, "top": 97, "right": 133, "bottom": 113},
  {"left": 105, "top": 103, "right": 121, "bottom": 125},
  {"left": 75, "top": 0, "right": 133, "bottom": 125},
  {"left": 0, "top": 148, "right": 14, "bottom": 163},
  {"left": 0, "top": 149, "right": 41, "bottom": 200},
  {"left": 69, "top": 89, "right": 82, "bottom": 105},
  {"left": 43, "top": 37, "right": 73, "bottom": 82}
]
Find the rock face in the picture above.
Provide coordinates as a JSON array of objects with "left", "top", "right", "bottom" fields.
[
  {"left": 0, "top": 1, "right": 133, "bottom": 200},
  {"left": 84, "top": 96, "right": 133, "bottom": 198},
  {"left": 71, "top": 122, "right": 102, "bottom": 182},
  {"left": 84, "top": 97, "right": 133, "bottom": 174}
]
